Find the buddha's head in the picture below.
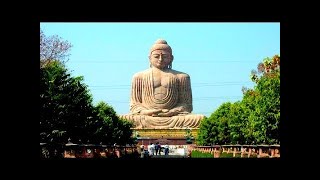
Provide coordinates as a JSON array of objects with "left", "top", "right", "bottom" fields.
[{"left": 149, "top": 39, "right": 174, "bottom": 70}]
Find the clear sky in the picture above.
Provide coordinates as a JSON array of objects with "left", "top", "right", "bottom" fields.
[{"left": 40, "top": 23, "right": 280, "bottom": 117}]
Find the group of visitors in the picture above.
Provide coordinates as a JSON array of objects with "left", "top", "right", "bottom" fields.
[{"left": 140, "top": 142, "right": 170, "bottom": 158}]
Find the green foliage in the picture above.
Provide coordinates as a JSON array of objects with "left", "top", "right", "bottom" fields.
[
  {"left": 198, "top": 55, "right": 280, "bottom": 145},
  {"left": 92, "top": 101, "right": 134, "bottom": 145},
  {"left": 40, "top": 30, "right": 136, "bottom": 158},
  {"left": 197, "top": 102, "right": 232, "bottom": 145},
  {"left": 40, "top": 62, "right": 135, "bottom": 147},
  {"left": 191, "top": 150, "right": 214, "bottom": 158},
  {"left": 40, "top": 61, "right": 95, "bottom": 145},
  {"left": 251, "top": 70, "right": 280, "bottom": 144},
  {"left": 185, "top": 128, "right": 194, "bottom": 144},
  {"left": 228, "top": 101, "right": 248, "bottom": 144},
  {"left": 196, "top": 117, "right": 216, "bottom": 145}
]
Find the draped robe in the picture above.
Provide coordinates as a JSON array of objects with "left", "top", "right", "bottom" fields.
[{"left": 119, "top": 68, "right": 205, "bottom": 129}]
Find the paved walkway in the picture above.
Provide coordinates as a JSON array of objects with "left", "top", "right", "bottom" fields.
[
  {"left": 151, "top": 154, "right": 187, "bottom": 158},
  {"left": 148, "top": 148, "right": 188, "bottom": 158}
]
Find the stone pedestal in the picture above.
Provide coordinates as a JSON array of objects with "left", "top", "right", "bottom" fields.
[{"left": 134, "top": 128, "right": 198, "bottom": 146}]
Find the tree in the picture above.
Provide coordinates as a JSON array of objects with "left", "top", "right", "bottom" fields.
[
  {"left": 247, "top": 55, "right": 280, "bottom": 144},
  {"left": 92, "top": 102, "right": 134, "bottom": 145},
  {"left": 197, "top": 55, "right": 280, "bottom": 145},
  {"left": 197, "top": 102, "right": 233, "bottom": 145},
  {"left": 40, "top": 61, "right": 95, "bottom": 157},
  {"left": 228, "top": 101, "right": 248, "bottom": 144},
  {"left": 40, "top": 30, "right": 139, "bottom": 158},
  {"left": 40, "top": 29, "right": 72, "bottom": 68}
]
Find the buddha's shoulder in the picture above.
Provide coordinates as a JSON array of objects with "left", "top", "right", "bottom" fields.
[
  {"left": 132, "top": 69, "right": 152, "bottom": 79},
  {"left": 169, "top": 69, "right": 190, "bottom": 79}
]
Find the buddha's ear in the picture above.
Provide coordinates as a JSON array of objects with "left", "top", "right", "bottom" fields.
[
  {"left": 171, "top": 55, "right": 174, "bottom": 61},
  {"left": 148, "top": 55, "right": 152, "bottom": 68}
]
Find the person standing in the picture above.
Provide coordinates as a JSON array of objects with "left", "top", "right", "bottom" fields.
[
  {"left": 148, "top": 143, "right": 155, "bottom": 156},
  {"left": 164, "top": 143, "right": 169, "bottom": 156}
]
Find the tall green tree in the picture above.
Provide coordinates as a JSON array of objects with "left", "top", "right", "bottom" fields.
[
  {"left": 40, "top": 29, "right": 142, "bottom": 159},
  {"left": 91, "top": 102, "right": 134, "bottom": 145},
  {"left": 248, "top": 55, "right": 280, "bottom": 144},
  {"left": 228, "top": 101, "right": 248, "bottom": 144},
  {"left": 40, "top": 61, "right": 95, "bottom": 158},
  {"left": 197, "top": 102, "right": 233, "bottom": 145},
  {"left": 40, "top": 61, "right": 95, "bottom": 144},
  {"left": 239, "top": 90, "right": 260, "bottom": 144},
  {"left": 197, "top": 55, "right": 280, "bottom": 145}
]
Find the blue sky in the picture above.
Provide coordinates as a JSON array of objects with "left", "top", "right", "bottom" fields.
[{"left": 40, "top": 23, "right": 280, "bottom": 117}]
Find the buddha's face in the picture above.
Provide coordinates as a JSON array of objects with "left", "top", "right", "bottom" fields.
[{"left": 149, "top": 50, "right": 173, "bottom": 69}]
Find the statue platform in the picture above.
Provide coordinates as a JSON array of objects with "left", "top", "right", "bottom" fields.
[
  {"left": 134, "top": 128, "right": 198, "bottom": 138},
  {"left": 134, "top": 128, "right": 198, "bottom": 145}
]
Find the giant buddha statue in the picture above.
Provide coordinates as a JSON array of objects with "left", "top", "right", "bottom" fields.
[{"left": 119, "top": 39, "right": 205, "bottom": 129}]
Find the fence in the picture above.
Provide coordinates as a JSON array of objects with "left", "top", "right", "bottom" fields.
[{"left": 192, "top": 145, "right": 280, "bottom": 158}]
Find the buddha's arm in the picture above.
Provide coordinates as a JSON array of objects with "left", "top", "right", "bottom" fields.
[
  {"left": 129, "top": 75, "right": 147, "bottom": 114},
  {"left": 129, "top": 74, "right": 162, "bottom": 116},
  {"left": 172, "top": 74, "right": 193, "bottom": 113}
]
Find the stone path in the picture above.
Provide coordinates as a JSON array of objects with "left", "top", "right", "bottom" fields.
[{"left": 151, "top": 155, "right": 187, "bottom": 158}]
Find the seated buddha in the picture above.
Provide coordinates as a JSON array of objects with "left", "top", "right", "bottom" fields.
[{"left": 119, "top": 39, "right": 205, "bottom": 129}]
